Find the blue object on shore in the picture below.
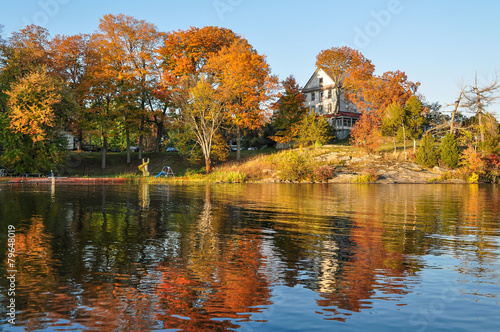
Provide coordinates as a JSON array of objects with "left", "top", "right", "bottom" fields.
[{"left": 155, "top": 166, "right": 175, "bottom": 178}]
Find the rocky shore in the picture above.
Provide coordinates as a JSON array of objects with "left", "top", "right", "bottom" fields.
[{"left": 258, "top": 151, "right": 466, "bottom": 184}]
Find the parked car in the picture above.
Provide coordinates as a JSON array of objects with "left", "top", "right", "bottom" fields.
[
  {"left": 130, "top": 146, "right": 139, "bottom": 152},
  {"left": 0, "top": 164, "right": 12, "bottom": 177},
  {"left": 166, "top": 147, "right": 177, "bottom": 152},
  {"left": 248, "top": 147, "right": 257, "bottom": 150}
]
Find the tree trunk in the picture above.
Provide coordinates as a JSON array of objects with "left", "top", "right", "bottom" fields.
[
  {"left": 413, "top": 139, "right": 417, "bottom": 153},
  {"left": 77, "top": 129, "right": 83, "bottom": 151},
  {"left": 236, "top": 127, "right": 241, "bottom": 161},
  {"left": 393, "top": 136, "right": 397, "bottom": 154},
  {"left": 126, "top": 128, "right": 131, "bottom": 164},
  {"left": 478, "top": 111, "right": 485, "bottom": 143},
  {"left": 450, "top": 100, "right": 459, "bottom": 134},
  {"left": 155, "top": 121, "right": 163, "bottom": 153},
  {"left": 101, "top": 135, "right": 107, "bottom": 173},
  {"left": 205, "top": 156, "right": 211, "bottom": 174},
  {"left": 138, "top": 118, "right": 144, "bottom": 160},
  {"left": 402, "top": 125, "right": 407, "bottom": 160}
]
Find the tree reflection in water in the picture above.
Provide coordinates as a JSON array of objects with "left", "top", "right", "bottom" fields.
[{"left": 0, "top": 183, "right": 499, "bottom": 330}]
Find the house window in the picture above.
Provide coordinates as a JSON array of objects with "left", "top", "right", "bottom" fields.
[
  {"left": 319, "top": 91, "right": 323, "bottom": 102},
  {"left": 327, "top": 104, "right": 332, "bottom": 113},
  {"left": 328, "top": 89, "right": 332, "bottom": 99},
  {"left": 319, "top": 105, "right": 323, "bottom": 114},
  {"left": 319, "top": 77, "right": 323, "bottom": 86},
  {"left": 311, "top": 92, "right": 315, "bottom": 101},
  {"left": 343, "top": 118, "right": 351, "bottom": 127}
]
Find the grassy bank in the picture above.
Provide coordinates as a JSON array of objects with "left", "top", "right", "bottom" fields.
[
  {"left": 61, "top": 148, "right": 275, "bottom": 179},
  {"left": 5, "top": 137, "right": 493, "bottom": 184}
]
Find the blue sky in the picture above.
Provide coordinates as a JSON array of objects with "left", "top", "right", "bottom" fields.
[{"left": 1, "top": 0, "right": 500, "bottom": 116}]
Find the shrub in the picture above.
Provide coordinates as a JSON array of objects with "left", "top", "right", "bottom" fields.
[
  {"left": 354, "top": 168, "right": 378, "bottom": 183},
  {"left": 439, "top": 133, "right": 460, "bottom": 169},
  {"left": 468, "top": 172, "right": 479, "bottom": 183},
  {"left": 460, "top": 145, "right": 486, "bottom": 175},
  {"left": 484, "top": 154, "right": 500, "bottom": 183},
  {"left": 272, "top": 150, "right": 314, "bottom": 181},
  {"left": 416, "top": 133, "right": 438, "bottom": 167},
  {"left": 313, "top": 165, "right": 336, "bottom": 182}
]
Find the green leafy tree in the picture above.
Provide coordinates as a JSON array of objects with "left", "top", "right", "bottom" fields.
[
  {"left": 271, "top": 75, "right": 307, "bottom": 143},
  {"left": 439, "top": 133, "right": 460, "bottom": 169},
  {"left": 174, "top": 77, "right": 226, "bottom": 173},
  {"left": 381, "top": 102, "right": 405, "bottom": 153},
  {"left": 404, "top": 96, "right": 424, "bottom": 152},
  {"left": 296, "top": 113, "right": 333, "bottom": 147},
  {"left": 415, "top": 132, "right": 438, "bottom": 167},
  {"left": 381, "top": 97, "right": 424, "bottom": 156}
]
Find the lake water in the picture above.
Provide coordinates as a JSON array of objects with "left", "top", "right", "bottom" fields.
[{"left": 0, "top": 183, "right": 499, "bottom": 331}]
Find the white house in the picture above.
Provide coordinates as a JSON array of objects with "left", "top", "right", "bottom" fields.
[
  {"left": 61, "top": 131, "right": 78, "bottom": 150},
  {"left": 303, "top": 68, "right": 361, "bottom": 140}
]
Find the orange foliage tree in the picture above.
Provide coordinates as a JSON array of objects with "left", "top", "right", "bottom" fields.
[
  {"left": 159, "top": 26, "right": 238, "bottom": 84},
  {"left": 316, "top": 46, "right": 374, "bottom": 115},
  {"left": 350, "top": 112, "right": 382, "bottom": 154},
  {"left": 95, "top": 14, "right": 165, "bottom": 161},
  {"left": 159, "top": 26, "right": 276, "bottom": 166},
  {"left": 206, "top": 38, "right": 277, "bottom": 159},
  {"left": 49, "top": 33, "right": 91, "bottom": 150},
  {"left": 351, "top": 70, "right": 420, "bottom": 120},
  {"left": 158, "top": 26, "right": 239, "bottom": 170}
]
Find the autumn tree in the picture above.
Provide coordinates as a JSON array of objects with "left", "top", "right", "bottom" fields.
[
  {"left": 159, "top": 26, "right": 238, "bottom": 166},
  {"left": 159, "top": 26, "right": 237, "bottom": 83},
  {"left": 0, "top": 69, "right": 72, "bottom": 173},
  {"left": 0, "top": 25, "right": 50, "bottom": 114},
  {"left": 174, "top": 77, "right": 226, "bottom": 173},
  {"left": 2, "top": 24, "right": 49, "bottom": 78},
  {"left": 206, "top": 38, "right": 276, "bottom": 160},
  {"left": 350, "top": 113, "right": 381, "bottom": 154},
  {"left": 352, "top": 70, "right": 419, "bottom": 120},
  {"left": 159, "top": 26, "right": 275, "bottom": 163},
  {"left": 84, "top": 33, "right": 121, "bottom": 170},
  {"left": 49, "top": 33, "right": 91, "bottom": 150},
  {"left": 96, "top": 14, "right": 165, "bottom": 162},
  {"left": 271, "top": 75, "right": 307, "bottom": 144}
]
